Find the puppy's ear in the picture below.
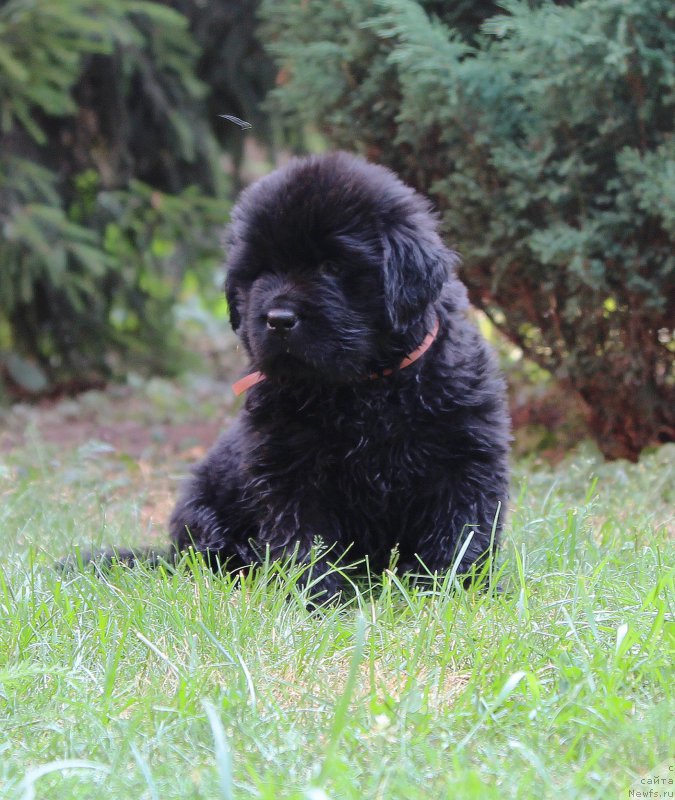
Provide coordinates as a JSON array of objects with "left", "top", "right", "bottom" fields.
[
  {"left": 382, "top": 226, "right": 462, "bottom": 329},
  {"left": 224, "top": 272, "right": 242, "bottom": 332}
]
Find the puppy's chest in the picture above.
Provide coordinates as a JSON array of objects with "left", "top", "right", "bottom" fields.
[
  {"left": 292, "top": 395, "right": 435, "bottom": 492},
  {"left": 249, "top": 383, "right": 451, "bottom": 488}
]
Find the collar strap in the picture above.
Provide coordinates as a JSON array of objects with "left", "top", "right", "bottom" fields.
[
  {"left": 232, "top": 314, "right": 440, "bottom": 397},
  {"left": 232, "top": 369, "right": 267, "bottom": 396}
]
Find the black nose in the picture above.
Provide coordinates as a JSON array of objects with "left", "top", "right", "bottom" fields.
[{"left": 266, "top": 308, "right": 298, "bottom": 333}]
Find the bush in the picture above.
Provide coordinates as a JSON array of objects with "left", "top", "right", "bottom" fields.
[
  {"left": 0, "top": 0, "right": 230, "bottom": 396},
  {"left": 260, "top": 0, "right": 674, "bottom": 460}
]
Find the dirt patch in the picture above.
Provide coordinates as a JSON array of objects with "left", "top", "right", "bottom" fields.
[
  {"left": 0, "top": 380, "right": 236, "bottom": 460},
  {"left": 1, "top": 415, "right": 223, "bottom": 461},
  {"left": 0, "top": 376, "right": 241, "bottom": 534}
]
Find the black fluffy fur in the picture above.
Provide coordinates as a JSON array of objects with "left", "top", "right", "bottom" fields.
[{"left": 77, "top": 152, "right": 510, "bottom": 599}]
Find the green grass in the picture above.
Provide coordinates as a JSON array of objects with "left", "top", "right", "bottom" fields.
[{"left": 0, "top": 429, "right": 673, "bottom": 799}]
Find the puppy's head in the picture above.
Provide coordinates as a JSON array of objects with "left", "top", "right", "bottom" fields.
[{"left": 225, "top": 152, "right": 463, "bottom": 382}]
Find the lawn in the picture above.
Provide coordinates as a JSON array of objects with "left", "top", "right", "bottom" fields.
[{"left": 0, "top": 380, "right": 673, "bottom": 799}]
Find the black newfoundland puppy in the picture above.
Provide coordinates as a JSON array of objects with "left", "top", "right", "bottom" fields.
[
  {"left": 74, "top": 152, "right": 509, "bottom": 598},
  {"left": 165, "top": 152, "right": 510, "bottom": 597}
]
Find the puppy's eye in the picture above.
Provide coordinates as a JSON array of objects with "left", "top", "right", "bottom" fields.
[{"left": 318, "top": 260, "right": 341, "bottom": 277}]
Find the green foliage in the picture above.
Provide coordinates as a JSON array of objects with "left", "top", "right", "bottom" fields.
[
  {"left": 0, "top": 0, "right": 230, "bottom": 395},
  {"left": 0, "top": 0, "right": 111, "bottom": 139},
  {"left": 260, "top": 0, "right": 675, "bottom": 460},
  {"left": 2, "top": 166, "right": 226, "bottom": 384}
]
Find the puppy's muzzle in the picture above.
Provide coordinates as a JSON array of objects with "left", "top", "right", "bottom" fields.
[{"left": 266, "top": 308, "right": 298, "bottom": 336}]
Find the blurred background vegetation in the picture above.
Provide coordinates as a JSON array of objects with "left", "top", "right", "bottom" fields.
[{"left": 0, "top": 0, "right": 673, "bottom": 462}]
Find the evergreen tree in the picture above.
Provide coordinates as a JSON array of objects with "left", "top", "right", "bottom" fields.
[
  {"left": 260, "top": 0, "right": 675, "bottom": 460},
  {"left": 0, "top": 0, "right": 236, "bottom": 394}
]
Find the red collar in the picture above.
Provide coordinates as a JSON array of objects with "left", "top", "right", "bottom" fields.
[{"left": 232, "top": 314, "right": 440, "bottom": 397}]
